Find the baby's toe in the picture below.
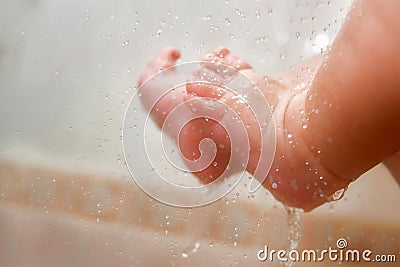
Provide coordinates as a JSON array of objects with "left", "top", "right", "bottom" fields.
[
  {"left": 149, "top": 46, "right": 180, "bottom": 70},
  {"left": 138, "top": 47, "right": 180, "bottom": 86},
  {"left": 200, "top": 47, "right": 251, "bottom": 74},
  {"left": 138, "top": 47, "right": 185, "bottom": 128}
]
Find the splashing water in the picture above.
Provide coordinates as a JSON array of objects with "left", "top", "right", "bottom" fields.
[{"left": 284, "top": 206, "right": 303, "bottom": 267}]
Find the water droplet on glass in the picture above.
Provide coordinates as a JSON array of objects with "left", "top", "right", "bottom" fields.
[
  {"left": 287, "top": 133, "right": 293, "bottom": 144},
  {"left": 331, "top": 188, "right": 346, "bottom": 201},
  {"left": 312, "top": 33, "right": 330, "bottom": 54},
  {"left": 203, "top": 14, "right": 211, "bottom": 21},
  {"left": 181, "top": 242, "right": 200, "bottom": 259}
]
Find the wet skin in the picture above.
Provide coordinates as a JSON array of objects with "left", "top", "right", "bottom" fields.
[{"left": 138, "top": 0, "right": 400, "bottom": 211}]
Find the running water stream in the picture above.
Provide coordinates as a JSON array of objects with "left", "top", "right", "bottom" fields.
[{"left": 284, "top": 206, "right": 303, "bottom": 267}]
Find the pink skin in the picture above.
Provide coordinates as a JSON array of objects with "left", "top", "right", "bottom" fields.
[
  {"left": 138, "top": 0, "right": 400, "bottom": 211},
  {"left": 138, "top": 47, "right": 348, "bottom": 211},
  {"left": 139, "top": 48, "right": 232, "bottom": 184}
]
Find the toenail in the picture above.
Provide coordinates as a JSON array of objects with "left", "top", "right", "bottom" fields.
[{"left": 169, "top": 49, "right": 180, "bottom": 60}]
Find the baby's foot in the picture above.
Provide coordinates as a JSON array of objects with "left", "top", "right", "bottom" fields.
[
  {"left": 138, "top": 47, "right": 350, "bottom": 211},
  {"left": 138, "top": 47, "right": 233, "bottom": 184}
]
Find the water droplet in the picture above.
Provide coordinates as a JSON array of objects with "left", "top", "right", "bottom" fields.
[
  {"left": 287, "top": 133, "right": 293, "bottom": 144},
  {"left": 312, "top": 33, "right": 330, "bottom": 54},
  {"left": 331, "top": 188, "right": 346, "bottom": 201},
  {"left": 181, "top": 253, "right": 188, "bottom": 259},
  {"left": 203, "top": 14, "right": 211, "bottom": 21},
  {"left": 255, "top": 36, "right": 269, "bottom": 44},
  {"left": 271, "top": 183, "right": 278, "bottom": 189},
  {"left": 285, "top": 207, "right": 303, "bottom": 267}
]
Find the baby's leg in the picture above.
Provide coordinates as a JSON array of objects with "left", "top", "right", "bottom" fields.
[
  {"left": 219, "top": 0, "right": 400, "bottom": 209},
  {"left": 297, "top": 0, "right": 400, "bottom": 182}
]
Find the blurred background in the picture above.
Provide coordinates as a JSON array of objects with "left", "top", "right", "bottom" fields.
[{"left": 0, "top": 0, "right": 399, "bottom": 266}]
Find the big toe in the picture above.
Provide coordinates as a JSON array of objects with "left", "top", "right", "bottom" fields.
[
  {"left": 138, "top": 47, "right": 180, "bottom": 86},
  {"left": 138, "top": 47, "right": 185, "bottom": 127}
]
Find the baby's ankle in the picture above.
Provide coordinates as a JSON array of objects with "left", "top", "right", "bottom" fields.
[{"left": 280, "top": 90, "right": 351, "bottom": 210}]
